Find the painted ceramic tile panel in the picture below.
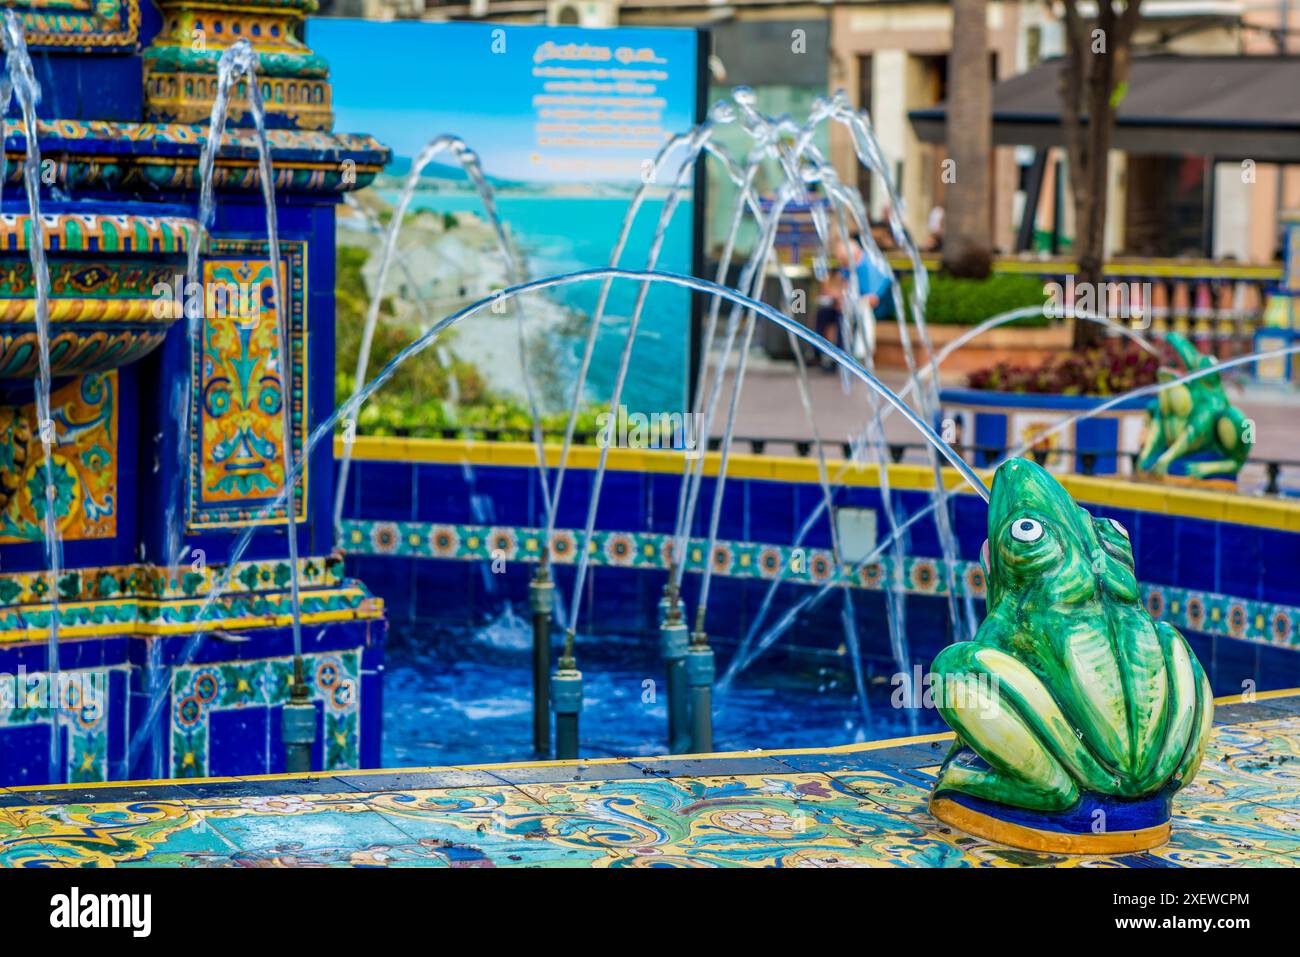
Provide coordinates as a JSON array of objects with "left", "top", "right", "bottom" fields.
[
  {"left": 189, "top": 240, "right": 307, "bottom": 530},
  {"left": 0, "top": 664, "right": 127, "bottom": 783},
  {"left": 0, "top": 371, "right": 117, "bottom": 543}
]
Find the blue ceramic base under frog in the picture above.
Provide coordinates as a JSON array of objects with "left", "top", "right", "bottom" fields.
[{"left": 930, "top": 747, "right": 1174, "bottom": 854}]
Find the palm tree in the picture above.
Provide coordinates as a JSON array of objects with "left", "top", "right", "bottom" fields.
[
  {"left": 1059, "top": 0, "right": 1144, "bottom": 348},
  {"left": 943, "top": 0, "right": 993, "bottom": 279}
]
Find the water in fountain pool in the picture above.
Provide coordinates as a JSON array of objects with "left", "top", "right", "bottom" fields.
[{"left": 380, "top": 610, "right": 947, "bottom": 768}]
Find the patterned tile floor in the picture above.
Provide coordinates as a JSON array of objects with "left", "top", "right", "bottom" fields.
[{"left": 2, "top": 691, "right": 1298, "bottom": 868}]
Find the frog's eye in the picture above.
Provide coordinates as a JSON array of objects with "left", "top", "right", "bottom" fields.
[
  {"left": 1109, "top": 518, "right": 1129, "bottom": 539},
  {"left": 1010, "top": 518, "right": 1044, "bottom": 543}
]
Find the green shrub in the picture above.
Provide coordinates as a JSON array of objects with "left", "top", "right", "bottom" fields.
[{"left": 901, "top": 272, "right": 1051, "bottom": 327}]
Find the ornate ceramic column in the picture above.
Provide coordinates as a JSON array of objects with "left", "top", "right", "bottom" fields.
[
  {"left": 144, "top": 0, "right": 332, "bottom": 130},
  {"left": 0, "top": 0, "right": 390, "bottom": 785}
]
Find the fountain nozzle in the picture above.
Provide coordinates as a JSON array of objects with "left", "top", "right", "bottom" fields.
[
  {"left": 552, "top": 627, "right": 582, "bottom": 761},
  {"left": 659, "top": 582, "right": 690, "bottom": 752},
  {"left": 281, "top": 667, "right": 316, "bottom": 774}
]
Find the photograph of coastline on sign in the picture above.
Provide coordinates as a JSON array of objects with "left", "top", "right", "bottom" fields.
[{"left": 310, "top": 19, "right": 701, "bottom": 436}]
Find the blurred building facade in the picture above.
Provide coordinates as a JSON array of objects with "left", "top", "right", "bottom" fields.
[{"left": 312, "top": 0, "right": 1300, "bottom": 265}]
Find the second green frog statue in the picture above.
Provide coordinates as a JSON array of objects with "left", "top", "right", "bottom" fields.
[
  {"left": 1136, "top": 332, "right": 1252, "bottom": 483},
  {"left": 928, "top": 458, "right": 1213, "bottom": 853}
]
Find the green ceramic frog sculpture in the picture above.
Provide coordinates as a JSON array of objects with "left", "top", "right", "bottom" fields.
[
  {"left": 928, "top": 458, "right": 1213, "bottom": 848},
  {"left": 1136, "top": 332, "right": 1251, "bottom": 481}
]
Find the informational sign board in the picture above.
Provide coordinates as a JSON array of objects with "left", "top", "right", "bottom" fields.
[{"left": 310, "top": 19, "right": 702, "bottom": 419}]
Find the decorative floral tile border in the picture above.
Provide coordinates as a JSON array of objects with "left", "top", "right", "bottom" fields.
[
  {"left": 339, "top": 519, "right": 1300, "bottom": 652},
  {"left": 0, "top": 555, "right": 349, "bottom": 606},
  {"left": 170, "top": 649, "right": 361, "bottom": 779},
  {"left": 0, "top": 555, "right": 382, "bottom": 643}
]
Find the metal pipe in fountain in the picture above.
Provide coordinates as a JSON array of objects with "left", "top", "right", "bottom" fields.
[
  {"left": 529, "top": 563, "right": 554, "bottom": 755},
  {"left": 659, "top": 583, "right": 690, "bottom": 753},
  {"left": 686, "top": 605, "right": 715, "bottom": 754}
]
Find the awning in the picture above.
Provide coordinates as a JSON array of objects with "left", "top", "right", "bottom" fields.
[{"left": 909, "top": 55, "right": 1300, "bottom": 162}]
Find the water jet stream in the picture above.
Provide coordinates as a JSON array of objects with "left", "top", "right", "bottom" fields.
[
  {"left": 727, "top": 342, "right": 1300, "bottom": 679},
  {"left": 3, "top": 11, "right": 63, "bottom": 782},
  {"left": 721, "top": 307, "right": 1162, "bottom": 688},
  {"left": 331, "top": 135, "right": 552, "bottom": 534},
  {"left": 339, "top": 195, "right": 504, "bottom": 598},
  {"left": 545, "top": 127, "right": 714, "bottom": 569},
  {"left": 124, "top": 266, "right": 993, "bottom": 770}
]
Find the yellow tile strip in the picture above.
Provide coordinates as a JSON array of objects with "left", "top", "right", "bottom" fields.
[{"left": 337, "top": 436, "right": 1300, "bottom": 532}]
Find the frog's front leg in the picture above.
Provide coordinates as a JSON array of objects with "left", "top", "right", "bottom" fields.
[
  {"left": 931, "top": 642, "right": 1118, "bottom": 812},
  {"left": 1149, "top": 427, "right": 1197, "bottom": 476},
  {"left": 1136, "top": 405, "right": 1168, "bottom": 473}
]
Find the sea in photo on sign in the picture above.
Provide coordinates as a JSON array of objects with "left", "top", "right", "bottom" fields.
[{"left": 312, "top": 18, "right": 702, "bottom": 417}]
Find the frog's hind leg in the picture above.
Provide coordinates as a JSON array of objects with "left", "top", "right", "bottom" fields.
[
  {"left": 1185, "top": 409, "right": 1252, "bottom": 479},
  {"left": 1136, "top": 623, "right": 1209, "bottom": 791},
  {"left": 930, "top": 642, "right": 1087, "bottom": 812}
]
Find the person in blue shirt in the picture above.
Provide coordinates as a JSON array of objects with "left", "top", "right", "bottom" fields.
[{"left": 815, "top": 232, "right": 895, "bottom": 370}]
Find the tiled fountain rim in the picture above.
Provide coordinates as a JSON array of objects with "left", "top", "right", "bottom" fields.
[
  {"left": 3, "top": 120, "right": 390, "bottom": 164},
  {"left": 0, "top": 555, "right": 353, "bottom": 606},
  {"left": 0, "top": 555, "right": 385, "bottom": 643},
  {"left": 5, "top": 689, "right": 1296, "bottom": 806},
  {"left": 336, "top": 436, "right": 1300, "bottom": 532},
  {"left": 340, "top": 519, "right": 1300, "bottom": 651}
]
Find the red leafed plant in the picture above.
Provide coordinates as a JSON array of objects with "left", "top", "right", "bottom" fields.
[{"left": 967, "top": 339, "right": 1159, "bottom": 397}]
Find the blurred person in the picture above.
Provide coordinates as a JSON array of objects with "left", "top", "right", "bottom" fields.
[
  {"left": 814, "top": 231, "right": 895, "bottom": 371},
  {"left": 926, "top": 205, "right": 945, "bottom": 252}
]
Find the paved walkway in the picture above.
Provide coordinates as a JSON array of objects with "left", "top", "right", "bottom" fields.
[
  {"left": 2, "top": 691, "right": 1296, "bottom": 867},
  {"left": 722, "top": 351, "right": 1300, "bottom": 492},
  {"left": 727, "top": 352, "right": 1300, "bottom": 459}
]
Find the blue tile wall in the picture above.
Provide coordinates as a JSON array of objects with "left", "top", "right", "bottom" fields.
[
  {"left": 340, "top": 456, "right": 1300, "bottom": 694},
  {"left": 209, "top": 709, "right": 271, "bottom": 778},
  {"left": 1175, "top": 517, "right": 1220, "bottom": 594},
  {"left": 1260, "top": 528, "right": 1300, "bottom": 606},
  {"left": 1076, "top": 417, "right": 1119, "bottom": 473}
]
